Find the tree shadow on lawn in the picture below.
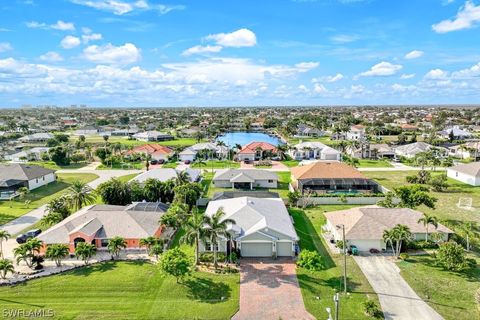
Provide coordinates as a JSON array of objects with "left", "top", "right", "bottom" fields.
[
  {"left": 0, "top": 212, "right": 20, "bottom": 225},
  {"left": 297, "top": 272, "right": 364, "bottom": 295},
  {"left": 184, "top": 276, "right": 231, "bottom": 304},
  {"left": 72, "top": 260, "right": 121, "bottom": 276}
]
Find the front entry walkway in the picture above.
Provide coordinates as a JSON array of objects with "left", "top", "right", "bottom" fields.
[
  {"left": 354, "top": 255, "right": 443, "bottom": 320},
  {"left": 232, "top": 258, "right": 314, "bottom": 320}
]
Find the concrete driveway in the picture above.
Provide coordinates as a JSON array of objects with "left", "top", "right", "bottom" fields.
[
  {"left": 354, "top": 255, "right": 443, "bottom": 320},
  {"left": 232, "top": 258, "right": 314, "bottom": 320}
]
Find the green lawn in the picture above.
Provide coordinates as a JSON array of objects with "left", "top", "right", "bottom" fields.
[
  {"left": 191, "top": 160, "right": 240, "bottom": 169},
  {"left": 96, "top": 162, "right": 144, "bottom": 170},
  {"left": 281, "top": 160, "right": 300, "bottom": 167},
  {"left": 0, "top": 261, "right": 239, "bottom": 320},
  {"left": 398, "top": 253, "right": 480, "bottom": 320},
  {"left": 26, "top": 161, "right": 88, "bottom": 170},
  {"left": 357, "top": 159, "right": 393, "bottom": 168},
  {"left": 287, "top": 136, "right": 334, "bottom": 145},
  {"left": 290, "top": 205, "right": 382, "bottom": 319},
  {"left": 0, "top": 173, "right": 98, "bottom": 225},
  {"left": 71, "top": 135, "right": 205, "bottom": 148},
  {"left": 162, "top": 162, "right": 178, "bottom": 169},
  {"left": 158, "top": 138, "right": 206, "bottom": 147},
  {"left": 116, "top": 173, "right": 140, "bottom": 183},
  {"left": 205, "top": 170, "right": 291, "bottom": 199}
]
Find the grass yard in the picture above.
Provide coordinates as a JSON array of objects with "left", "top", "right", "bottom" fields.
[
  {"left": 116, "top": 173, "right": 140, "bottom": 183},
  {"left": 0, "top": 261, "right": 239, "bottom": 320},
  {"left": 0, "top": 173, "right": 98, "bottom": 226},
  {"left": 363, "top": 170, "right": 480, "bottom": 224},
  {"left": 290, "top": 205, "right": 382, "bottom": 319},
  {"left": 26, "top": 161, "right": 88, "bottom": 170},
  {"left": 357, "top": 159, "right": 393, "bottom": 168},
  {"left": 71, "top": 135, "right": 205, "bottom": 148},
  {"left": 96, "top": 162, "right": 144, "bottom": 170},
  {"left": 162, "top": 162, "right": 179, "bottom": 168},
  {"left": 191, "top": 160, "right": 240, "bottom": 169},
  {"left": 398, "top": 253, "right": 480, "bottom": 320},
  {"left": 281, "top": 159, "right": 301, "bottom": 167},
  {"left": 158, "top": 138, "right": 206, "bottom": 147},
  {"left": 287, "top": 136, "right": 334, "bottom": 145}
]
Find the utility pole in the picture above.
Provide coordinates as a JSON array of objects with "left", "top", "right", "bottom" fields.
[
  {"left": 334, "top": 293, "right": 339, "bottom": 320},
  {"left": 337, "top": 224, "right": 347, "bottom": 294}
]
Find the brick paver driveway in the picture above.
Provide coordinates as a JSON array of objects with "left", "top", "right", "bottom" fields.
[{"left": 232, "top": 258, "right": 314, "bottom": 320}]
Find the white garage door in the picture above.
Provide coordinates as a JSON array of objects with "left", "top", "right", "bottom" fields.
[
  {"left": 241, "top": 242, "right": 272, "bottom": 257},
  {"left": 276, "top": 242, "right": 293, "bottom": 257}
]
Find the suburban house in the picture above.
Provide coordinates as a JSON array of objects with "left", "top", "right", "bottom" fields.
[
  {"left": 447, "top": 162, "right": 480, "bottom": 186},
  {"left": 73, "top": 126, "right": 100, "bottom": 136},
  {"left": 438, "top": 126, "right": 472, "bottom": 140},
  {"left": 213, "top": 169, "right": 279, "bottom": 189},
  {"left": 127, "top": 144, "right": 173, "bottom": 161},
  {"left": 448, "top": 142, "right": 480, "bottom": 160},
  {"left": 400, "top": 124, "right": 418, "bottom": 132},
  {"left": 237, "top": 142, "right": 280, "bottom": 161},
  {"left": 38, "top": 202, "right": 170, "bottom": 254},
  {"left": 4, "top": 147, "right": 50, "bottom": 162},
  {"left": 290, "top": 161, "right": 380, "bottom": 194},
  {"left": 288, "top": 141, "right": 341, "bottom": 161},
  {"left": 179, "top": 142, "right": 229, "bottom": 162},
  {"left": 19, "top": 132, "right": 54, "bottom": 143},
  {"left": 394, "top": 142, "right": 434, "bottom": 159},
  {"left": 200, "top": 197, "right": 299, "bottom": 257},
  {"left": 296, "top": 124, "right": 323, "bottom": 137},
  {"left": 212, "top": 191, "right": 280, "bottom": 201},
  {"left": 133, "top": 131, "right": 174, "bottom": 142},
  {"left": 346, "top": 125, "right": 366, "bottom": 141},
  {"left": 346, "top": 143, "right": 394, "bottom": 159},
  {"left": 0, "top": 163, "right": 56, "bottom": 199},
  {"left": 132, "top": 168, "right": 201, "bottom": 184},
  {"left": 324, "top": 206, "right": 453, "bottom": 252}
]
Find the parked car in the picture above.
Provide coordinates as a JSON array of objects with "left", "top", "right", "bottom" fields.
[
  {"left": 16, "top": 229, "right": 42, "bottom": 244},
  {"left": 184, "top": 160, "right": 191, "bottom": 164},
  {"left": 244, "top": 160, "right": 251, "bottom": 164},
  {"left": 150, "top": 159, "right": 158, "bottom": 165},
  {"left": 369, "top": 248, "right": 380, "bottom": 254},
  {"left": 157, "top": 159, "right": 165, "bottom": 164},
  {"left": 349, "top": 245, "right": 358, "bottom": 256}
]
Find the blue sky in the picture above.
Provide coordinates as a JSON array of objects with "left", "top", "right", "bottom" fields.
[{"left": 1, "top": 0, "right": 480, "bottom": 107}]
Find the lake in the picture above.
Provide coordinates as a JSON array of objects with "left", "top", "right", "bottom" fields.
[{"left": 216, "top": 132, "right": 284, "bottom": 147}]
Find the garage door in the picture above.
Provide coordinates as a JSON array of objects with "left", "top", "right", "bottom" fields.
[
  {"left": 276, "top": 242, "right": 293, "bottom": 257},
  {"left": 241, "top": 242, "right": 272, "bottom": 257}
]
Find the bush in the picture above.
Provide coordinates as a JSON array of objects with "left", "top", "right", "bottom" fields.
[
  {"left": 466, "top": 258, "right": 477, "bottom": 269},
  {"left": 399, "top": 253, "right": 409, "bottom": 260},
  {"left": 199, "top": 252, "right": 226, "bottom": 263},
  {"left": 436, "top": 241, "right": 467, "bottom": 271},
  {"left": 335, "top": 240, "right": 344, "bottom": 250},
  {"left": 416, "top": 240, "right": 439, "bottom": 249},
  {"left": 363, "top": 300, "right": 381, "bottom": 318},
  {"left": 296, "top": 250, "right": 324, "bottom": 271},
  {"left": 406, "top": 175, "right": 419, "bottom": 184}
]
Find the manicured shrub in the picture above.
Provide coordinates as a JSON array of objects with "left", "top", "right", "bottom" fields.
[
  {"left": 296, "top": 250, "right": 324, "bottom": 271},
  {"left": 199, "top": 252, "right": 226, "bottom": 263},
  {"left": 435, "top": 241, "right": 467, "bottom": 271},
  {"left": 399, "top": 253, "right": 409, "bottom": 260},
  {"left": 363, "top": 300, "right": 381, "bottom": 317}
]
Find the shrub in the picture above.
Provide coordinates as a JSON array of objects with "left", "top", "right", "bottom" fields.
[
  {"left": 363, "top": 300, "right": 381, "bottom": 317},
  {"left": 399, "top": 253, "right": 409, "bottom": 260},
  {"left": 466, "top": 258, "right": 477, "bottom": 269},
  {"left": 199, "top": 252, "right": 226, "bottom": 263},
  {"left": 436, "top": 241, "right": 467, "bottom": 271},
  {"left": 416, "top": 241, "right": 439, "bottom": 249},
  {"left": 296, "top": 250, "right": 324, "bottom": 271},
  {"left": 335, "top": 240, "right": 344, "bottom": 250},
  {"left": 406, "top": 175, "right": 419, "bottom": 184}
]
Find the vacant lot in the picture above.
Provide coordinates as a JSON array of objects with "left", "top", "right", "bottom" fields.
[
  {"left": 398, "top": 253, "right": 480, "bottom": 320},
  {"left": 291, "top": 205, "right": 382, "bottom": 320},
  {"left": 0, "top": 173, "right": 98, "bottom": 225},
  {"left": 0, "top": 261, "right": 239, "bottom": 319}
]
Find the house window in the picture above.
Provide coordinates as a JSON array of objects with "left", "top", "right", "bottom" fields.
[
  {"left": 268, "top": 180, "right": 274, "bottom": 183},
  {"left": 100, "top": 239, "right": 109, "bottom": 247},
  {"left": 205, "top": 242, "right": 218, "bottom": 251}
]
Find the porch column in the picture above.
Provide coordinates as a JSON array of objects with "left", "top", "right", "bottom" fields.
[{"left": 250, "top": 182, "right": 253, "bottom": 190}]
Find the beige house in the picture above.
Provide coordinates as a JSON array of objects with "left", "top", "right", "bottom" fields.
[{"left": 213, "top": 169, "right": 278, "bottom": 189}]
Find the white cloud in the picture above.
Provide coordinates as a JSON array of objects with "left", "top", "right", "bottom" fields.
[
  {"left": 452, "top": 61, "right": 480, "bottom": 78},
  {"left": 359, "top": 61, "right": 403, "bottom": 77},
  {"left": 39, "top": 51, "right": 64, "bottom": 62},
  {"left": 51, "top": 20, "right": 75, "bottom": 31},
  {"left": 404, "top": 50, "right": 424, "bottom": 59},
  {"left": 182, "top": 45, "right": 223, "bottom": 56},
  {"left": 326, "top": 73, "right": 344, "bottom": 82},
  {"left": 70, "top": 0, "right": 185, "bottom": 15},
  {"left": 0, "top": 42, "right": 13, "bottom": 52},
  {"left": 400, "top": 73, "right": 416, "bottom": 79},
  {"left": 295, "top": 62, "right": 319, "bottom": 71},
  {"left": 330, "top": 34, "right": 359, "bottom": 43},
  {"left": 83, "top": 43, "right": 141, "bottom": 64},
  {"left": 424, "top": 68, "right": 449, "bottom": 79},
  {"left": 26, "top": 20, "right": 75, "bottom": 31},
  {"left": 392, "top": 83, "right": 416, "bottom": 92},
  {"left": 82, "top": 33, "right": 103, "bottom": 44},
  {"left": 60, "top": 36, "right": 81, "bottom": 49},
  {"left": 313, "top": 83, "right": 327, "bottom": 93},
  {"left": 298, "top": 84, "right": 309, "bottom": 92},
  {"left": 205, "top": 28, "right": 257, "bottom": 47},
  {"left": 432, "top": 0, "right": 480, "bottom": 33}
]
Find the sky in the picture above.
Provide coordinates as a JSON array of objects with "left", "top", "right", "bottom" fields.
[{"left": 1, "top": 0, "right": 480, "bottom": 107}]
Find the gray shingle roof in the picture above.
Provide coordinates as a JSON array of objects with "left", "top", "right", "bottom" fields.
[
  {"left": 449, "top": 161, "right": 480, "bottom": 177},
  {"left": 0, "top": 163, "right": 55, "bottom": 181},
  {"left": 213, "top": 169, "right": 278, "bottom": 182}
]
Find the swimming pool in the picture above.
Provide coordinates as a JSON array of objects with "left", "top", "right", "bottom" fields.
[{"left": 216, "top": 132, "right": 284, "bottom": 147}]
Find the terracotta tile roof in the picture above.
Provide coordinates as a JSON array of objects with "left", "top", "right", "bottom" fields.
[
  {"left": 239, "top": 141, "right": 278, "bottom": 154},
  {"left": 127, "top": 144, "right": 173, "bottom": 156},
  {"left": 291, "top": 161, "right": 366, "bottom": 180}
]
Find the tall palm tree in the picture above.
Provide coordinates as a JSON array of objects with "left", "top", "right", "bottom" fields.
[
  {"left": 382, "top": 229, "right": 396, "bottom": 253},
  {"left": 181, "top": 208, "right": 206, "bottom": 265},
  {"left": 17, "top": 187, "right": 29, "bottom": 201},
  {"left": 0, "top": 259, "right": 15, "bottom": 279},
  {"left": 203, "top": 207, "right": 236, "bottom": 269},
  {"left": 107, "top": 236, "right": 127, "bottom": 259},
  {"left": 417, "top": 214, "right": 438, "bottom": 241},
  {"left": 462, "top": 222, "right": 474, "bottom": 252},
  {"left": 45, "top": 244, "right": 69, "bottom": 267},
  {"left": 66, "top": 180, "right": 96, "bottom": 211},
  {"left": 175, "top": 171, "right": 190, "bottom": 186},
  {"left": 0, "top": 230, "right": 10, "bottom": 258},
  {"left": 392, "top": 224, "right": 412, "bottom": 257},
  {"left": 140, "top": 236, "right": 159, "bottom": 255},
  {"left": 75, "top": 242, "right": 96, "bottom": 265},
  {"left": 14, "top": 245, "right": 33, "bottom": 268}
]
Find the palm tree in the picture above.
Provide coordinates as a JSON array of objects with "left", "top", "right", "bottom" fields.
[
  {"left": 45, "top": 244, "right": 69, "bottom": 267},
  {"left": 149, "top": 244, "right": 163, "bottom": 261},
  {"left": 139, "top": 236, "right": 158, "bottom": 255},
  {"left": 13, "top": 239, "right": 41, "bottom": 269},
  {"left": 0, "top": 259, "right": 15, "bottom": 279},
  {"left": 417, "top": 214, "right": 438, "bottom": 241},
  {"left": 203, "top": 207, "right": 236, "bottom": 269},
  {"left": 17, "top": 187, "right": 29, "bottom": 201},
  {"left": 462, "top": 222, "right": 474, "bottom": 252},
  {"left": 66, "top": 180, "right": 96, "bottom": 211},
  {"left": 181, "top": 208, "right": 206, "bottom": 265},
  {"left": 107, "top": 236, "right": 126, "bottom": 260},
  {"left": 40, "top": 212, "right": 63, "bottom": 228},
  {"left": 0, "top": 230, "right": 10, "bottom": 258},
  {"left": 175, "top": 171, "right": 190, "bottom": 186},
  {"left": 392, "top": 224, "right": 412, "bottom": 258},
  {"left": 103, "top": 135, "right": 109, "bottom": 150},
  {"left": 382, "top": 229, "right": 396, "bottom": 253},
  {"left": 75, "top": 242, "right": 96, "bottom": 265}
]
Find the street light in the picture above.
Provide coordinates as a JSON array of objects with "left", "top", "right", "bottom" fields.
[
  {"left": 336, "top": 224, "right": 347, "bottom": 294},
  {"left": 333, "top": 293, "right": 339, "bottom": 320}
]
